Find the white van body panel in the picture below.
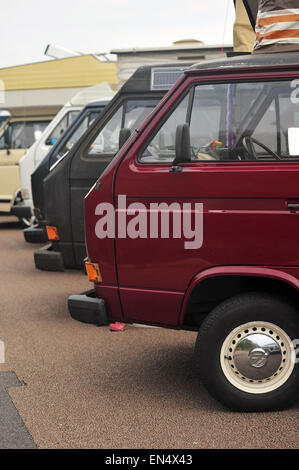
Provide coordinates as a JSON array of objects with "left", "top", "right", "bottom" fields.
[{"left": 19, "top": 103, "right": 81, "bottom": 204}]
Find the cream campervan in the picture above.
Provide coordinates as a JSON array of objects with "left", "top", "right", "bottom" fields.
[{"left": 0, "top": 111, "right": 52, "bottom": 218}]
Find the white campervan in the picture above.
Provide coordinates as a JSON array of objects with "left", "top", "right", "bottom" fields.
[{"left": 15, "top": 83, "right": 114, "bottom": 225}]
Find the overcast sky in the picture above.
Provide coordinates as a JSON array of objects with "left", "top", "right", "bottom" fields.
[{"left": 0, "top": 0, "right": 235, "bottom": 69}]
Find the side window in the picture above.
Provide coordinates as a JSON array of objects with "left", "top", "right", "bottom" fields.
[
  {"left": 87, "top": 99, "right": 159, "bottom": 157},
  {"left": 124, "top": 99, "right": 159, "bottom": 130},
  {"left": 252, "top": 100, "right": 277, "bottom": 154},
  {"left": 140, "top": 80, "right": 299, "bottom": 164},
  {"left": 189, "top": 87, "right": 222, "bottom": 161},
  {"left": 88, "top": 111, "right": 100, "bottom": 125},
  {"left": 0, "top": 128, "right": 9, "bottom": 149},
  {"left": 251, "top": 85, "right": 299, "bottom": 159},
  {"left": 279, "top": 96, "right": 299, "bottom": 156},
  {"left": 58, "top": 111, "right": 99, "bottom": 157},
  {"left": 88, "top": 105, "right": 123, "bottom": 156},
  {"left": 0, "top": 115, "right": 10, "bottom": 148},
  {"left": 139, "top": 94, "right": 190, "bottom": 163},
  {"left": 47, "top": 111, "right": 80, "bottom": 146}
]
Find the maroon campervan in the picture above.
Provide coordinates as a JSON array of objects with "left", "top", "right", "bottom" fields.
[{"left": 69, "top": 53, "right": 299, "bottom": 411}]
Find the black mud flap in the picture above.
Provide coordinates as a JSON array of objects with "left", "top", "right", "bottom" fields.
[
  {"left": 68, "top": 290, "right": 109, "bottom": 326},
  {"left": 34, "top": 243, "right": 64, "bottom": 272},
  {"left": 24, "top": 225, "right": 47, "bottom": 244}
]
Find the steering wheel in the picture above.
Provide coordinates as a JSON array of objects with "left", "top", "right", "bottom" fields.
[{"left": 242, "top": 137, "right": 281, "bottom": 161}]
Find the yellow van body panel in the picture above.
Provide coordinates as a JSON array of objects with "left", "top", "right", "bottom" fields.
[
  {"left": 0, "top": 117, "right": 51, "bottom": 213},
  {"left": 0, "top": 149, "right": 26, "bottom": 212}
]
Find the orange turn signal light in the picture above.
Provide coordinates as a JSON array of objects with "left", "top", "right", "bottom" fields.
[
  {"left": 46, "top": 226, "right": 59, "bottom": 241},
  {"left": 85, "top": 261, "right": 103, "bottom": 284}
]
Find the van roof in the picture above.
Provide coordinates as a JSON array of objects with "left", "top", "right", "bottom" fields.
[
  {"left": 121, "top": 63, "right": 192, "bottom": 94},
  {"left": 188, "top": 52, "right": 299, "bottom": 74},
  {"left": 84, "top": 99, "right": 111, "bottom": 108}
]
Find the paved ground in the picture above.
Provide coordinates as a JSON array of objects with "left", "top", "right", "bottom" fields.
[{"left": 0, "top": 214, "right": 298, "bottom": 449}]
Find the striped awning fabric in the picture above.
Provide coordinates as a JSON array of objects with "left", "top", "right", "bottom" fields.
[{"left": 254, "top": 0, "right": 299, "bottom": 53}]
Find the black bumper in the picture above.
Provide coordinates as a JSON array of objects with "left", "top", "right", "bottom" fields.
[
  {"left": 68, "top": 290, "right": 109, "bottom": 326},
  {"left": 34, "top": 243, "right": 64, "bottom": 272},
  {"left": 11, "top": 205, "right": 32, "bottom": 219},
  {"left": 24, "top": 225, "right": 48, "bottom": 244}
]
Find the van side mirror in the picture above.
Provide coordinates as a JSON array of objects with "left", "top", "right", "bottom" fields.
[
  {"left": 46, "top": 137, "right": 58, "bottom": 146},
  {"left": 288, "top": 128, "right": 299, "bottom": 155},
  {"left": 5, "top": 143, "right": 10, "bottom": 155},
  {"left": 119, "top": 128, "right": 131, "bottom": 149},
  {"left": 172, "top": 124, "right": 191, "bottom": 168}
]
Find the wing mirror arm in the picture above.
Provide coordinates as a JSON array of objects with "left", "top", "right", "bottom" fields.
[{"left": 170, "top": 123, "right": 191, "bottom": 173}]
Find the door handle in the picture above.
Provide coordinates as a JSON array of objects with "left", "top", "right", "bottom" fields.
[{"left": 287, "top": 203, "right": 299, "bottom": 210}]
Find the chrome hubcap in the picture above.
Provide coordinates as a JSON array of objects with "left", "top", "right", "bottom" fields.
[
  {"left": 249, "top": 347, "right": 269, "bottom": 368},
  {"left": 220, "top": 322, "right": 295, "bottom": 394},
  {"left": 233, "top": 334, "right": 282, "bottom": 380}
]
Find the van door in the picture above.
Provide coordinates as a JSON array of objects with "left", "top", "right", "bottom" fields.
[
  {"left": 114, "top": 76, "right": 299, "bottom": 327},
  {"left": 70, "top": 97, "right": 161, "bottom": 266},
  {"left": 32, "top": 108, "right": 102, "bottom": 222}
]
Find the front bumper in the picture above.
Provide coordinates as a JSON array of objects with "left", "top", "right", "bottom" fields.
[
  {"left": 68, "top": 289, "right": 109, "bottom": 325},
  {"left": 24, "top": 224, "right": 48, "bottom": 244},
  {"left": 11, "top": 204, "right": 32, "bottom": 219},
  {"left": 34, "top": 243, "right": 64, "bottom": 272}
]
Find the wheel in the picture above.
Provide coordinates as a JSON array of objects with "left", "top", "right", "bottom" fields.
[{"left": 195, "top": 292, "right": 299, "bottom": 411}]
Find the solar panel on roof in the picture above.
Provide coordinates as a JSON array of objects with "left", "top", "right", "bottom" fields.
[{"left": 151, "top": 67, "right": 187, "bottom": 91}]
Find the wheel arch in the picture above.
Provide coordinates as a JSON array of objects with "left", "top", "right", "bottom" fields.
[{"left": 180, "top": 266, "right": 299, "bottom": 329}]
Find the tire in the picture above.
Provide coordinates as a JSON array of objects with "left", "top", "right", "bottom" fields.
[{"left": 195, "top": 292, "right": 299, "bottom": 412}]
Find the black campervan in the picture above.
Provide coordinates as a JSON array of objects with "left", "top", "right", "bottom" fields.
[
  {"left": 25, "top": 100, "right": 109, "bottom": 244},
  {"left": 34, "top": 64, "right": 189, "bottom": 271}
]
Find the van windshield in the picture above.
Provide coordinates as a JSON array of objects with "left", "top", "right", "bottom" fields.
[
  {"left": 0, "top": 121, "right": 49, "bottom": 150},
  {"left": 47, "top": 110, "right": 80, "bottom": 146}
]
